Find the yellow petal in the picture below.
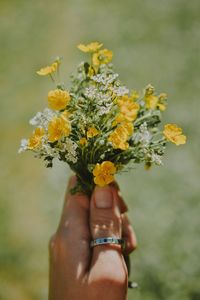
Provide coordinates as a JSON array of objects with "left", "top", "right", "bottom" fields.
[
  {"left": 173, "top": 134, "right": 186, "bottom": 146},
  {"left": 48, "top": 89, "right": 71, "bottom": 110},
  {"left": 87, "top": 127, "right": 99, "bottom": 138},
  {"left": 79, "top": 137, "right": 88, "bottom": 146},
  {"left": 163, "top": 124, "right": 186, "bottom": 146},
  {"left": 77, "top": 44, "right": 89, "bottom": 52},
  {"left": 28, "top": 127, "right": 45, "bottom": 149},
  {"left": 157, "top": 103, "right": 166, "bottom": 111},
  {"left": 92, "top": 49, "right": 113, "bottom": 66},
  {"left": 37, "top": 62, "right": 58, "bottom": 76},
  {"left": 93, "top": 161, "right": 116, "bottom": 186},
  {"left": 77, "top": 42, "right": 103, "bottom": 53},
  {"left": 48, "top": 116, "right": 71, "bottom": 142}
]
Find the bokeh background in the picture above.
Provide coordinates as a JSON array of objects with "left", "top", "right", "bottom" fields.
[{"left": 1, "top": 0, "right": 200, "bottom": 299}]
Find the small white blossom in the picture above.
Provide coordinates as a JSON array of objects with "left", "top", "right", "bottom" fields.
[
  {"left": 29, "top": 108, "right": 56, "bottom": 129},
  {"left": 97, "top": 103, "right": 113, "bottom": 115},
  {"left": 84, "top": 86, "right": 98, "bottom": 99},
  {"left": 18, "top": 139, "right": 28, "bottom": 153},
  {"left": 139, "top": 123, "right": 151, "bottom": 146},
  {"left": 41, "top": 143, "right": 60, "bottom": 158},
  {"left": 151, "top": 153, "right": 163, "bottom": 165},
  {"left": 62, "top": 138, "right": 78, "bottom": 163},
  {"left": 112, "top": 85, "right": 129, "bottom": 96},
  {"left": 99, "top": 139, "right": 105, "bottom": 145},
  {"left": 77, "top": 73, "right": 85, "bottom": 81},
  {"left": 29, "top": 112, "right": 42, "bottom": 126},
  {"left": 92, "top": 73, "right": 118, "bottom": 85},
  {"left": 65, "top": 154, "right": 77, "bottom": 163},
  {"left": 98, "top": 92, "right": 111, "bottom": 103},
  {"left": 133, "top": 123, "right": 151, "bottom": 147}
]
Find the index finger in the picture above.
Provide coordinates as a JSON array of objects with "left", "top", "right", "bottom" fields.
[{"left": 55, "top": 176, "right": 91, "bottom": 279}]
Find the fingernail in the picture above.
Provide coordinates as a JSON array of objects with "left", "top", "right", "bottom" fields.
[{"left": 94, "top": 186, "right": 113, "bottom": 208}]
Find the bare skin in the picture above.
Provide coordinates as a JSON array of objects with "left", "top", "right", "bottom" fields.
[{"left": 49, "top": 176, "right": 137, "bottom": 300}]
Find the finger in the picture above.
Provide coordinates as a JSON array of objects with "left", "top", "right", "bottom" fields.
[
  {"left": 111, "top": 181, "right": 128, "bottom": 214},
  {"left": 111, "top": 182, "right": 137, "bottom": 254},
  {"left": 122, "top": 214, "right": 137, "bottom": 255},
  {"left": 58, "top": 176, "right": 89, "bottom": 237},
  {"left": 89, "top": 186, "right": 127, "bottom": 285},
  {"left": 90, "top": 185, "right": 122, "bottom": 241},
  {"left": 51, "top": 176, "right": 91, "bottom": 279}
]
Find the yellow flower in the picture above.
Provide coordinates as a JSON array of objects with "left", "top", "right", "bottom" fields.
[
  {"left": 145, "top": 94, "right": 159, "bottom": 110},
  {"left": 145, "top": 84, "right": 155, "bottom": 96},
  {"left": 157, "top": 103, "right": 166, "bottom": 111},
  {"left": 79, "top": 137, "right": 88, "bottom": 146},
  {"left": 37, "top": 62, "right": 59, "bottom": 76},
  {"left": 157, "top": 93, "right": 167, "bottom": 111},
  {"left": 88, "top": 65, "right": 95, "bottom": 77},
  {"left": 87, "top": 127, "right": 100, "bottom": 138},
  {"left": 145, "top": 85, "right": 167, "bottom": 111},
  {"left": 77, "top": 42, "right": 103, "bottom": 53},
  {"left": 131, "top": 90, "right": 140, "bottom": 101},
  {"left": 108, "top": 122, "right": 133, "bottom": 150},
  {"left": 48, "top": 116, "right": 71, "bottom": 142},
  {"left": 117, "top": 95, "right": 140, "bottom": 122},
  {"left": 122, "top": 121, "right": 134, "bottom": 136},
  {"left": 93, "top": 161, "right": 116, "bottom": 187},
  {"left": 159, "top": 93, "right": 167, "bottom": 101},
  {"left": 92, "top": 49, "right": 113, "bottom": 66},
  {"left": 28, "top": 127, "right": 45, "bottom": 149},
  {"left": 48, "top": 89, "right": 71, "bottom": 110},
  {"left": 112, "top": 113, "right": 125, "bottom": 127},
  {"left": 163, "top": 124, "right": 186, "bottom": 146},
  {"left": 108, "top": 132, "right": 129, "bottom": 150}
]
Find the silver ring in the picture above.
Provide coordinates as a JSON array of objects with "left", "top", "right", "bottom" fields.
[{"left": 90, "top": 237, "right": 125, "bottom": 249}]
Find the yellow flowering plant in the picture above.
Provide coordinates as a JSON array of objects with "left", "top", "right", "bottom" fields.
[{"left": 19, "top": 42, "right": 186, "bottom": 195}]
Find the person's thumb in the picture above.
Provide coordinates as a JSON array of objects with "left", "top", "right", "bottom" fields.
[
  {"left": 89, "top": 185, "right": 127, "bottom": 286},
  {"left": 90, "top": 185, "right": 122, "bottom": 241}
]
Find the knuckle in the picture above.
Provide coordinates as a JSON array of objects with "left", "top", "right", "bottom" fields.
[
  {"left": 48, "top": 232, "right": 66, "bottom": 255},
  {"left": 91, "top": 214, "right": 121, "bottom": 233}
]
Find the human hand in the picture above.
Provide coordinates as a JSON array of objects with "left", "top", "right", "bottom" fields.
[{"left": 49, "top": 176, "right": 137, "bottom": 300}]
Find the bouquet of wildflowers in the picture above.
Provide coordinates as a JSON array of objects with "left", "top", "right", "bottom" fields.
[{"left": 19, "top": 42, "right": 186, "bottom": 196}]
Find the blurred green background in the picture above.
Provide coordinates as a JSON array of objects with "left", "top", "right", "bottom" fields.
[{"left": 0, "top": 0, "right": 200, "bottom": 299}]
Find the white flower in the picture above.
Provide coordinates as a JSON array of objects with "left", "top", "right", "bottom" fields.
[
  {"left": 62, "top": 138, "right": 78, "bottom": 163},
  {"left": 139, "top": 123, "right": 151, "bottom": 146},
  {"left": 97, "top": 103, "right": 113, "bottom": 115},
  {"left": 92, "top": 73, "right": 118, "bottom": 85},
  {"left": 151, "top": 152, "right": 163, "bottom": 165},
  {"left": 29, "top": 112, "right": 42, "bottom": 126},
  {"left": 65, "top": 154, "right": 77, "bottom": 163},
  {"left": 18, "top": 139, "right": 28, "bottom": 153},
  {"left": 84, "top": 86, "right": 98, "bottom": 99},
  {"left": 41, "top": 143, "right": 60, "bottom": 158},
  {"left": 77, "top": 73, "right": 85, "bottom": 81},
  {"left": 112, "top": 86, "right": 129, "bottom": 96},
  {"left": 133, "top": 122, "right": 151, "bottom": 147},
  {"left": 29, "top": 108, "right": 57, "bottom": 129}
]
